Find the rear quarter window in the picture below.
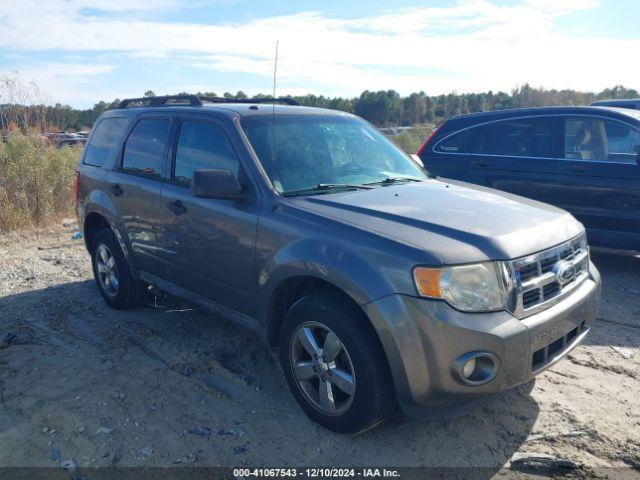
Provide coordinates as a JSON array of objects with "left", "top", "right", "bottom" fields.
[
  {"left": 83, "top": 117, "right": 128, "bottom": 167},
  {"left": 434, "top": 126, "right": 484, "bottom": 154}
]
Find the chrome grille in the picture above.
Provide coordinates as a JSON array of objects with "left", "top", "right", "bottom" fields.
[{"left": 506, "top": 234, "right": 589, "bottom": 319}]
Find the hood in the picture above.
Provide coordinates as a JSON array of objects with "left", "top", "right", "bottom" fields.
[{"left": 286, "top": 179, "right": 583, "bottom": 265}]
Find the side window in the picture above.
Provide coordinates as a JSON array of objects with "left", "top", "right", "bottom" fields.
[
  {"left": 174, "top": 121, "right": 240, "bottom": 186},
  {"left": 564, "top": 117, "right": 640, "bottom": 163},
  {"left": 435, "top": 127, "right": 483, "bottom": 154},
  {"left": 484, "top": 118, "right": 554, "bottom": 158},
  {"left": 83, "top": 117, "right": 128, "bottom": 167},
  {"left": 122, "top": 118, "right": 171, "bottom": 178}
]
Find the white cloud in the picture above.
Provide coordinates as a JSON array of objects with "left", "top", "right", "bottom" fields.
[
  {"left": 15, "top": 63, "right": 116, "bottom": 78},
  {"left": 74, "top": 0, "right": 180, "bottom": 11},
  {"left": 0, "top": 63, "right": 118, "bottom": 105},
  {"left": 0, "top": 0, "right": 638, "bottom": 106}
]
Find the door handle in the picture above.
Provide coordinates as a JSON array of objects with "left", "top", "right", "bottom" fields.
[
  {"left": 562, "top": 164, "right": 588, "bottom": 173},
  {"left": 471, "top": 160, "right": 492, "bottom": 167},
  {"left": 167, "top": 200, "right": 188, "bottom": 216},
  {"left": 110, "top": 184, "right": 124, "bottom": 197}
]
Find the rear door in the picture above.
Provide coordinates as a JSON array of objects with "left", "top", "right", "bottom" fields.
[
  {"left": 159, "top": 116, "right": 259, "bottom": 315},
  {"left": 106, "top": 116, "right": 172, "bottom": 277},
  {"left": 468, "top": 116, "right": 560, "bottom": 205},
  {"left": 556, "top": 115, "right": 640, "bottom": 249}
]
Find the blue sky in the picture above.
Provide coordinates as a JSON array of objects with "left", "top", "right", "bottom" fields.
[{"left": 0, "top": 0, "right": 638, "bottom": 108}]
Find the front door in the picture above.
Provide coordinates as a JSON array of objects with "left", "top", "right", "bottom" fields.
[
  {"left": 556, "top": 115, "right": 640, "bottom": 249},
  {"left": 160, "top": 117, "right": 259, "bottom": 314}
]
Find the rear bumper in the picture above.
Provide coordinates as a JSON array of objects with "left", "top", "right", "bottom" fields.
[{"left": 363, "top": 263, "right": 601, "bottom": 418}]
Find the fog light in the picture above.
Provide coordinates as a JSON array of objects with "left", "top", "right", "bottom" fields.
[
  {"left": 462, "top": 358, "right": 477, "bottom": 379},
  {"left": 451, "top": 351, "right": 499, "bottom": 386}
]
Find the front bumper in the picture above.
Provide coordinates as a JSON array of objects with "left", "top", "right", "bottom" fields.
[{"left": 362, "top": 263, "right": 601, "bottom": 418}]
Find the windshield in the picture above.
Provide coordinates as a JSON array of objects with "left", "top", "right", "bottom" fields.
[{"left": 241, "top": 114, "right": 428, "bottom": 194}]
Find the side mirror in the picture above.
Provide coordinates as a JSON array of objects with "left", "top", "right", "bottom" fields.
[{"left": 191, "top": 169, "right": 244, "bottom": 200}]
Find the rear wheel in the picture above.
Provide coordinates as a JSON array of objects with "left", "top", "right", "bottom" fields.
[
  {"left": 279, "top": 292, "right": 395, "bottom": 433},
  {"left": 90, "top": 228, "right": 144, "bottom": 309}
]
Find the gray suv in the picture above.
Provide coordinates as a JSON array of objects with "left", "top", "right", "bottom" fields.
[{"left": 75, "top": 95, "right": 601, "bottom": 433}]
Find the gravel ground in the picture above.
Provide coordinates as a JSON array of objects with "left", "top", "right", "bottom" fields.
[{"left": 0, "top": 223, "right": 638, "bottom": 477}]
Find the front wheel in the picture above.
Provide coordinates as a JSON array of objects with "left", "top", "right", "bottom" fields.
[{"left": 279, "top": 293, "right": 395, "bottom": 433}]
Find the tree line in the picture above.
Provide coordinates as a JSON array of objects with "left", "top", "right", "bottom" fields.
[{"left": 2, "top": 82, "right": 638, "bottom": 133}]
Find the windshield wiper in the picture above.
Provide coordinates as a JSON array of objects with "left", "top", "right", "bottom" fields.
[
  {"left": 363, "top": 176, "right": 423, "bottom": 186},
  {"left": 282, "top": 183, "right": 373, "bottom": 197}
]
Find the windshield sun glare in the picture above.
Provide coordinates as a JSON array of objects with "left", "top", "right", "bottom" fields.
[{"left": 241, "top": 114, "right": 428, "bottom": 195}]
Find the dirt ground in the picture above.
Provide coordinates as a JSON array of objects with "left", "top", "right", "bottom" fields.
[{"left": 0, "top": 223, "right": 638, "bottom": 476}]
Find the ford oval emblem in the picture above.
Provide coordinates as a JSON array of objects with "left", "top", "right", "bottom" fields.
[{"left": 553, "top": 260, "right": 576, "bottom": 285}]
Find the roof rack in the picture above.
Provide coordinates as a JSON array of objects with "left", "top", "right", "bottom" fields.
[{"left": 117, "top": 95, "right": 299, "bottom": 109}]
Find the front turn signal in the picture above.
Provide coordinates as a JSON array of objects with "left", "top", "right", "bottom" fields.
[{"left": 413, "top": 267, "right": 441, "bottom": 298}]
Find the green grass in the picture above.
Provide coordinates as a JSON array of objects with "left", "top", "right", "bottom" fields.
[
  {"left": 388, "top": 125, "right": 433, "bottom": 154},
  {"left": 0, "top": 134, "right": 81, "bottom": 231}
]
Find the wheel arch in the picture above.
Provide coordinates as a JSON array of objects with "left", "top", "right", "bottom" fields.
[
  {"left": 258, "top": 238, "right": 400, "bottom": 347},
  {"left": 266, "top": 275, "right": 359, "bottom": 347},
  {"left": 84, "top": 211, "right": 111, "bottom": 250},
  {"left": 82, "top": 206, "right": 131, "bottom": 265}
]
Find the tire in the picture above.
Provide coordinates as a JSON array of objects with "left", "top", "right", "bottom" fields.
[
  {"left": 279, "top": 292, "right": 395, "bottom": 434},
  {"left": 90, "top": 228, "right": 145, "bottom": 310}
]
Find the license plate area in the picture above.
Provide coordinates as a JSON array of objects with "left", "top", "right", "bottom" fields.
[{"left": 531, "top": 320, "right": 586, "bottom": 373}]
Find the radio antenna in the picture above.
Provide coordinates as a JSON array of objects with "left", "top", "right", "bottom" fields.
[
  {"left": 272, "top": 40, "right": 279, "bottom": 103},
  {"left": 271, "top": 40, "right": 279, "bottom": 183}
]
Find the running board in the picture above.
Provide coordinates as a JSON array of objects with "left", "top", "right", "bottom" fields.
[{"left": 138, "top": 271, "right": 261, "bottom": 335}]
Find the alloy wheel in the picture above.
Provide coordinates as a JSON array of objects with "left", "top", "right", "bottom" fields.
[
  {"left": 289, "top": 321, "right": 356, "bottom": 416},
  {"left": 96, "top": 244, "right": 119, "bottom": 297}
]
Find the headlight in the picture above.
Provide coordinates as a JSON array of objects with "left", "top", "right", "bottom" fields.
[{"left": 413, "top": 262, "right": 508, "bottom": 312}]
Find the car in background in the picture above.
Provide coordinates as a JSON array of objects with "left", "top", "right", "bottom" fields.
[
  {"left": 55, "top": 132, "right": 87, "bottom": 148},
  {"left": 43, "top": 131, "right": 88, "bottom": 148},
  {"left": 592, "top": 99, "right": 640, "bottom": 110},
  {"left": 417, "top": 106, "right": 640, "bottom": 250}
]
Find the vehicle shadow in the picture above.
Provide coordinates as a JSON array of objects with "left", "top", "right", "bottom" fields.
[
  {"left": 0, "top": 280, "right": 540, "bottom": 473},
  {"left": 364, "top": 381, "right": 540, "bottom": 471}
]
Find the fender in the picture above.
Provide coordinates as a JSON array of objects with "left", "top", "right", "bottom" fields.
[{"left": 256, "top": 237, "right": 401, "bottom": 333}]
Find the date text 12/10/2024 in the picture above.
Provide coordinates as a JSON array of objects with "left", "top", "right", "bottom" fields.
[{"left": 233, "top": 468, "right": 400, "bottom": 478}]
